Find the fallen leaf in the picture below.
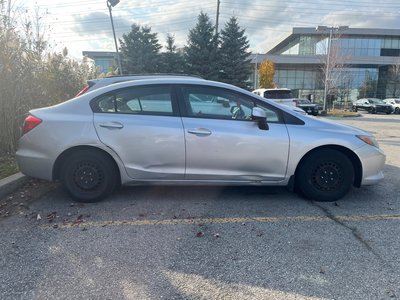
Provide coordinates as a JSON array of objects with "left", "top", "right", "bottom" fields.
[
  {"left": 46, "top": 212, "right": 57, "bottom": 222},
  {"left": 196, "top": 231, "right": 204, "bottom": 237},
  {"left": 36, "top": 214, "right": 42, "bottom": 220}
]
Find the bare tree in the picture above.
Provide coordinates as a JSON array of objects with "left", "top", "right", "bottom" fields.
[
  {"left": 387, "top": 58, "right": 400, "bottom": 98},
  {"left": 318, "top": 33, "right": 352, "bottom": 110}
]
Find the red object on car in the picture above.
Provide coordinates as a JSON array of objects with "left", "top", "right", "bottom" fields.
[
  {"left": 75, "top": 85, "right": 90, "bottom": 97},
  {"left": 22, "top": 115, "right": 42, "bottom": 135}
]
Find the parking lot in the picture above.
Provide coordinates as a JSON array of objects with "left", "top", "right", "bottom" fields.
[{"left": 1, "top": 112, "right": 399, "bottom": 300}]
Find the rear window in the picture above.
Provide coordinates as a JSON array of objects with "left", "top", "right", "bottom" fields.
[
  {"left": 263, "top": 90, "right": 293, "bottom": 99},
  {"left": 91, "top": 86, "right": 174, "bottom": 116}
]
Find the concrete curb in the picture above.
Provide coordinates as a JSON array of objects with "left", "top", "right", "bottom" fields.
[{"left": 0, "top": 173, "right": 29, "bottom": 200}]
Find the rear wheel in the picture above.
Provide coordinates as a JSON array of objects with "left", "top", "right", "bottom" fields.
[
  {"left": 296, "top": 149, "right": 354, "bottom": 202},
  {"left": 352, "top": 106, "right": 357, "bottom": 112},
  {"left": 61, "top": 150, "right": 118, "bottom": 202},
  {"left": 395, "top": 107, "right": 399, "bottom": 114}
]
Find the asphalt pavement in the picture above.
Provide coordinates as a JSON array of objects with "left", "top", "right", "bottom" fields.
[{"left": 1, "top": 113, "right": 399, "bottom": 300}]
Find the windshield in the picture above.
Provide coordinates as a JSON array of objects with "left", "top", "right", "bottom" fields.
[
  {"left": 296, "top": 99, "right": 311, "bottom": 104},
  {"left": 263, "top": 90, "right": 293, "bottom": 99},
  {"left": 368, "top": 98, "right": 384, "bottom": 104}
]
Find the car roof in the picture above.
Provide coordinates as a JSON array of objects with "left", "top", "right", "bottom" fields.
[
  {"left": 87, "top": 74, "right": 203, "bottom": 90},
  {"left": 253, "top": 88, "right": 291, "bottom": 92},
  {"left": 84, "top": 77, "right": 245, "bottom": 97}
]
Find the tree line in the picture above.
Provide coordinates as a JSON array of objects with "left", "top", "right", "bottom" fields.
[{"left": 119, "top": 12, "right": 252, "bottom": 89}]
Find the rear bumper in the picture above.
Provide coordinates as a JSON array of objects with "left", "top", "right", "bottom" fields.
[{"left": 16, "top": 149, "right": 54, "bottom": 181}]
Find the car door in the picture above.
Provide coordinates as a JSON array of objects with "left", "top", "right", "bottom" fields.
[
  {"left": 178, "top": 85, "right": 290, "bottom": 181},
  {"left": 92, "top": 85, "right": 185, "bottom": 180}
]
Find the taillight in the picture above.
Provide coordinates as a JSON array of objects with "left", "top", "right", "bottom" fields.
[
  {"left": 75, "top": 85, "right": 90, "bottom": 97},
  {"left": 22, "top": 115, "right": 42, "bottom": 135}
]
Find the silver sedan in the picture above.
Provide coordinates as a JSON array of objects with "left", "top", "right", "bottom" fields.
[{"left": 16, "top": 77, "right": 385, "bottom": 202}]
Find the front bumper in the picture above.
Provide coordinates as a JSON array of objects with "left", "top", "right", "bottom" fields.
[{"left": 354, "top": 144, "right": 386, "bottom": 186}]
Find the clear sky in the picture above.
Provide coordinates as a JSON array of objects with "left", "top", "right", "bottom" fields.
[{"left": 8, "top": 0, "right": 400, "bottom": 59}]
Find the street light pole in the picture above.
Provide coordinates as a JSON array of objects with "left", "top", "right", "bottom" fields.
[
  {"left": 107, "top": 0, "right": 122, "bottom": 75},
  {"left": 316, "top": 25, "right": 348, "bottom": 111},
  {"left": 323, "top": 28, "right": 333, "bottom": 111}
]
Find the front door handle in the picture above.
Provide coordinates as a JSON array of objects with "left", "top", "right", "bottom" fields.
[
  {"left": 99, "top": 122, "right": 124, "bottom": 129},
  {"left": 187, "top": 128, "right": 212, "bottom": 136}
]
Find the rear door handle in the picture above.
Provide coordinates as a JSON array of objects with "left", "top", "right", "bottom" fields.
[
  {"left": 187, "top": 128, "right": 212, "bottom": 136},
  {"left": 99, "top": 122, "right": 124, "bottom": 129}
]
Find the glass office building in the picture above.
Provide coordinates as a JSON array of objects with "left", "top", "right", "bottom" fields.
[{"left": 251, "top": 28, "right": 400, "bottom": 102}]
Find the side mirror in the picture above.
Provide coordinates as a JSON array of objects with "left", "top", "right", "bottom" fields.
[{"left": 252, "top": 107, "right": 269, "bottom": 130}]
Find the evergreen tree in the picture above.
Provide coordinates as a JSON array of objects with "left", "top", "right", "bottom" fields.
[
  {"left": 219, "top": 17, "right": 252, "bottom": 89},
  {"left": 160, "top": 34, "right": 184, "bottom": 73},
  {"left": 184, "top": 12, "right": 219, "bottom": 80},
  {"left": 120, "top": 23, "right": 162, "bottom": 74}
]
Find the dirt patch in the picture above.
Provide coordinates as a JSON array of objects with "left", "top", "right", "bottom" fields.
[{"left": 0, "top": 179, "right": 59, "bottom": 218}]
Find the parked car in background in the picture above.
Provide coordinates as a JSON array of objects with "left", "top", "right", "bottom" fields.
[
  {"left": 17, "top": 77, "right": 385, "bottom": 203},
  {"left": 252, "top": 88, "right": 294, "bottom": 106},
  {"left": 252, "top": 88, "right": 307, "bottom": 115},
  {"left": 382, "top": 98, "right": 400, "bottom": 114},
  {"left": 292, "top": 99, "right": 319, "bottom": 116},
  {"left": 352, "top": 98, "right": 394, "bottom": 114}
]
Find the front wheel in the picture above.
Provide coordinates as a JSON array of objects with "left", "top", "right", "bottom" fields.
[
  {"left": 395, "top": 107, "right": 400, "bottom": 114},
  {"left": 296, "top": 149, "right": 354, "bottom": 202},
  {"left": 61, "top": 150, "right": 118, "bottom": 202}
]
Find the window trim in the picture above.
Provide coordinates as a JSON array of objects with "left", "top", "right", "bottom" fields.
[
  {"left": 90, "top": 84, "right": 180, "bottom": 117},
  {"left": 176, "top": 84, "right": 284, "bottom": 124}
]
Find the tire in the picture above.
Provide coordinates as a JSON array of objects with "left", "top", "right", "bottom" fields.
[
  {"left": 61, "top": 150, "right": 118, "bottom": 202},
  {"left": 296, "top": 149, "right": 354, "bottom": 202},
  {"left": 395, "top": 107, "right": 400, "bottom": 114},
  {"left": 352, "top": 106, "right": 357, "bottom": 112}
]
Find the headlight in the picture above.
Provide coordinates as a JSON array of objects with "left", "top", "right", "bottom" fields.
[{"left": 356, "top": 135, "right": 379, "bottom": 148}]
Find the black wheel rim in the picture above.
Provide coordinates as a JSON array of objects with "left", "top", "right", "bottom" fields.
[
  {"left": 73, "top": 161, "right": 103, "bottom": 190},
  {"left": 311, "top": 161, "right": 343, "bottom": 191}
]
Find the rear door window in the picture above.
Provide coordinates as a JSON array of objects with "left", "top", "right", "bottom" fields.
[{"left": 92, "top": 86, "right": 176, "bottom": 116}]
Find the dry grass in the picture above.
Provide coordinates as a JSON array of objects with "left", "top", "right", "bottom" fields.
[
  {"left": 0, "top": 154, "right": 18, "bottom": 180},
  {"left": 325, "top": 109, "right": 360, "bottom": 117}
]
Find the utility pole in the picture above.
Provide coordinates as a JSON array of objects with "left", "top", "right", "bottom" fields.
[
  {"left": 254, "top": 53, "right": 258, "bottom": 89},
  {"left": 215, "top": 0, "right": 220, "bottom": 36},
  {"left": 7, "top": 0, "right": 10, "bottom": 21}
]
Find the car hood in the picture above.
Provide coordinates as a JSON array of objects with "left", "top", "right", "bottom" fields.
[{"left": 300, "top": 116, "right": 370, "bottom": 136}]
